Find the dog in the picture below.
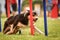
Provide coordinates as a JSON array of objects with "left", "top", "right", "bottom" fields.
[{"left": 3, "top": 10, "right": 38, "bottom": 34}]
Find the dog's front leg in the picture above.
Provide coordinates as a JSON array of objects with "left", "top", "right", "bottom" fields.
[
  {"left": 10, "top": 24, "right": 14, "bottom": 31},
  {"left": 17, "top": 22, "right": 26, "bottom": 28}
]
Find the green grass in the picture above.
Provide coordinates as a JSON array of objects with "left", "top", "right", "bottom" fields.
[{"left": 0, "top": 16, "right": 60, "bottom": 40}]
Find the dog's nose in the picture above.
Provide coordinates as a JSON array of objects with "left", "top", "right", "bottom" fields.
[
  {"left": 33, "top": 18, "right": 38, "bottom": 22},
  {"left": 35, "top": 17, "right": 38, "bottom": 20},
  {"left": 36, "top": 18, "right": 38, "bottom": 20}
]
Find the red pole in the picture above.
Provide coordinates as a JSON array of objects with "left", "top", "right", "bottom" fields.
[
  {"left": 7, "top": 0, "right": 10, "bottom": 18},
  {"left": 51, "top": 0, "right": 58, "bottom": 18},
  {"left": 29, "top": 0, "right": 34, "bottom": 35}
]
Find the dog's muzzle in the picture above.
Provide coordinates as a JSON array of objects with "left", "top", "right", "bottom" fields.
[{"left": 33, "top": 17, "right": 38, "bottom": 22}]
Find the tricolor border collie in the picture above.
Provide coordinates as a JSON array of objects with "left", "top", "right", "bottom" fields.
[{"left": 3, "top": 10, "right": 38, "bottom": 35}]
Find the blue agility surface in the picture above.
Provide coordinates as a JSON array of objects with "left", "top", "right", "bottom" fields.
[{"left": 43, "top": 0, "right": 48, "bottom": 36}]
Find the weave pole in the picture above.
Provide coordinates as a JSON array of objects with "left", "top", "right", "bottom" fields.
[
  {"left": 7, "top": 0, "right": 10, "bottom": 18},
  {"left": 29, "top": 0, "right": 35, "bottom": 35},
  {"left": 0, "top": 3, "right": 2, "bottom": 32},
  {"left": 18, "top": 0, "right": 22, "bottom": 34},
  {"left": 43, "top": 0, "right": 48, "bottom": 36},
  {"left": 18, "top": 0, "right": 21, "bottom": 14}
]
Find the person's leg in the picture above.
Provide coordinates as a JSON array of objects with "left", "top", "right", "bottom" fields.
[
  {"left": 47, "top": 6, "right": 52, "bottom": 17},
  {"left": 58, "top": 4, "right": 60, "bottom": 17},
  {"left": 5, "top": 3, "right": 8, "bottom": 17},
  {"left": 5, "top": 3, "right": 12, "bottom": 17},
  {"left": 11, "top": 3, "right": 17, "bottom": 16}
]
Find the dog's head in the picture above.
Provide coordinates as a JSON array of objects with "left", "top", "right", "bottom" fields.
[{"left": 24, "top": 10, "right": 38, "bottom": 22}]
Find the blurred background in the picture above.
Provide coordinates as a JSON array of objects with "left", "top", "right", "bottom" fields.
[
  {"left": 0, "top": 0, "right": 60, "bottom": 18},
  {"left": 0, "top": 0, "right": 60, "bottom": 40}
]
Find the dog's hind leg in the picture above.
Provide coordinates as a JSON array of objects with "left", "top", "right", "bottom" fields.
[
  {"left": 6, "top": 24, "right": 14, "bottom": 35},
  {"left": 3, "top": 27, "right": 10, "bottom": 34}
]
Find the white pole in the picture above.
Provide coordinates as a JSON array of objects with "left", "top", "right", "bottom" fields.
[{"left": 33, "top": 24, "right": 44, "bottom": 35}]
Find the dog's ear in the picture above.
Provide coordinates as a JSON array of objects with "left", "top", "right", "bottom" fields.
[{"left": 24, "top": 10, "right": 30, "bottom": 17}]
